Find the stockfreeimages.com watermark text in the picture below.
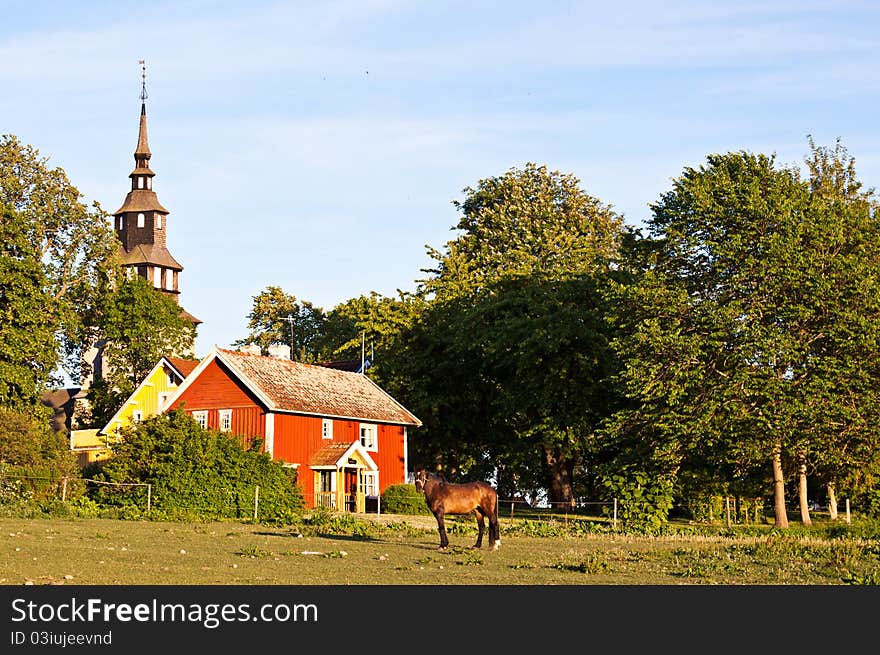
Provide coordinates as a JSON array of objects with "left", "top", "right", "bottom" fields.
[{"left": 10, "top": 596, "right": 318, "bottom": 631}]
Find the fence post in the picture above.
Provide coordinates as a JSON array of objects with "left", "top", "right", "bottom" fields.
[
  {"left": 254, "top": 485, "right": 260, "bottom": 521},
  {"left": 845, "top": 498, "right": 851, "bottom": 524},
  {"left": 377, "top": 492, "right": 381, "bottom": 516},
  {"left": 725, "top": 496, "right": 731, "bottom": 528},
  {"left": 613, "top": 498, "right": 618, "bottom": 530},
  {"left": 510, "top": 501, "right": 514, "bottom": 518},
  {"left": 146, "top": 484, "right": 151, "bottom": 513},
  {"left": 61, "top": 477, "right": 68, "bottom": 502}
]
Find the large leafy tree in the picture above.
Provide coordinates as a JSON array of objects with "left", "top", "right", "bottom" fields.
[
  {"left": 399, "top": 163, "right": 625, "bottom": 504},
  {"left": 84, "top": 275, "right": 197, "bottom": 427},
  {"left": 610, "top": 144, "right": 880, "bottom": 528},
  {"left": 796, "top": 138, "right": 880, "bottom": 519},
  {"left": 234, "top": 285, "right": 327, "bottom": 361},
  {"left": 0, "top": 135, "right": 119, "bottom": 384},
  {"left": 324, "top": 291, "right": 426, "bottom": 374},
  {"left": 0, "top": 204, "right": 58, "bottom": 413}
]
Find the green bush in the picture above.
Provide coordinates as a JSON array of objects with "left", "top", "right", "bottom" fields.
[
  {"left": 0, "top": 408, "right": 82, "bottom": 503},
  {"left": 600, "top": 470, "right": 674, "bottom": 534},
  {"left": 381, "top": 483, "right": 430, "bottom": 515},
  {"left": 88, "top": 409, "right": 304, "bottom": 522}
]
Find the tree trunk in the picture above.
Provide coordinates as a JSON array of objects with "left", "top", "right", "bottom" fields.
[
  {"left": 543, "top": 446, "right": 575, "bottom": 510},
  {"left": 797, "top": 456, "right": 812, "bottom": 526},
  {"left": 772, "top": 445, "right": 789, "bottom": 528},
  {"left": 827, "top": 481, "right": 838, "bottom": 521}
]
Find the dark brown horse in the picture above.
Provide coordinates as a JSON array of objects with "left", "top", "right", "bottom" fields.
[{"left": 414, "top": 468, "right": 500, "bottom": 551}]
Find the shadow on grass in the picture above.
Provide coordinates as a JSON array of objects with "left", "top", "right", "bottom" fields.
[{"left": 312, "top": 532, "right": 384, "bottom": 542}]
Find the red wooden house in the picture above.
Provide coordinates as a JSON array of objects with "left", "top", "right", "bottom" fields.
[{"left": 161, "top": 346, "right": 421, "bottom": 512}]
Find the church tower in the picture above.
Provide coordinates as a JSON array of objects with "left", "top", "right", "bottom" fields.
[
  {"left": 80, "top": 63, "right": 200, "bottom": 390},
  {"left": 111, "top": 63, "right": 200, "bottom": 327}
]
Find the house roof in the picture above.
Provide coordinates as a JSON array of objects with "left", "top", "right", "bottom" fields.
[
  {"left": 166, "top": 357, "right": 199, "bottom": 379},
  {"left": 113, "top": 189, "right": 169, "bottom": 215},
  {"left": 308, "top": 441, "right": 378, "bottom": 471},
  {"left": 119, "top": 243, "right": 183, "bottom": 270},
  {"left": 170, "top": 347, "right": 421, "bottom": 426},
  {"left": 178, "top": 308, "right": 202, "bottom": 326}
]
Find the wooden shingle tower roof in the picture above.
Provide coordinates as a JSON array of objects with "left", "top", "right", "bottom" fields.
[{"left": 112, "top": 62, "right": 200, "bottom": 325}]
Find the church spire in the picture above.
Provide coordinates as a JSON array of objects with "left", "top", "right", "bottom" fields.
[{"left": 135, "top": 60, "right": 151, "bottom": 162}]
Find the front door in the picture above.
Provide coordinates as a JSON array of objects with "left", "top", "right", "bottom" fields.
[{"left": 344, "top": 469, "right": 358, "bottom": 512}]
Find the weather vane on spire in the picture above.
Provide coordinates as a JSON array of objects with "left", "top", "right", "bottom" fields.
[{"left": 139, "top": 59, "right": 148, "bottom": 102}]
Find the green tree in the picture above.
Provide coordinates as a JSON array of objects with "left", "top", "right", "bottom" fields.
[
  {"left": 610, "top": 144, "right": 880, "bottom": 528},
  {"left": 0, "top": 407, "right": 81, "bottom": 501},
  {"left": 398, "top": 163, "right": 625, "bottom": 505},
  {"left": 323, "top": 291, "right": 426, "bottom": 375},
  {"left": 84, "top": 275, "right": 196, "bottom": 427},
  {"left": 796, "top": 137, "right": 880, "bottom": 520},
  {"left": 234, "top": 286, "right": 327, "bottom": 361},
  {"left": 425, "top": 163, "right": 622, "bottom": 298},
  {"left": 0, "top": 204, "right": 58, "bottom": 412},
  {"left": 0, "top": 135, "right": 119, "bottom": 385}
]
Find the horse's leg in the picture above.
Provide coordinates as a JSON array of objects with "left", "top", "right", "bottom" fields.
[
  {"left": 473, "top": 508, "right": 485, "bottom": 549},
  {"left": 434, "top": 511, "right": 449, "bottom": 550},
  {"left": 489, "top": 498, "right": 500, "bottom": 549}
]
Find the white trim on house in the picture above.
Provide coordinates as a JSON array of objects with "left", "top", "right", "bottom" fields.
[
  {"left": 311, "top": 441, "right": 379, "bottom": 472},
  {"left": 360, "top": 470, "right": 379, "bottom": 497},
  {"left": 359, "top": 423, "right": 378, "bottom": 452},
  {"left": 265, "top": 412, "right": 275, "bottom": 458},
  {"left": 403, "top": 426, "right": 408, "bottom": 482},
  {"left": 192, "top": 410, "right": 208, "bottom": 429},
  {"left": 218, "top": 409, "right": 232, "bottom": 432}
]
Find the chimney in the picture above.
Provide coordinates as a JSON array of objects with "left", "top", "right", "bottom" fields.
[
  {"left": 240, "top": 344, "right": 261, "bottom": 355},
  {"left": 267, "top": 344, "right": 291, "bottom": 360}
]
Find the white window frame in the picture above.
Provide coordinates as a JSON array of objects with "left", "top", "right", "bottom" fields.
[
  {"left": 192, "top": 410, "right": 208, "bottom": 429},
  {"left": 321, "top": 418, "right": 333, "bottom": 440},
  {"left": 153, "top": 267, "right": 162, "bottom": 288},
  {"left": 157, "top": 392, "right": 171, "bottom": 411},
  {"left": 132, "top": 410, "right": 143, "bottom": 424},
  {"left": 138, "top": 177, "right": 144, "bottom": 189},
  {"left": 219, "top": 409, "right": 232, "bottom": 433},
  {"left": 137, "top": 213, "right": 145, "bottom": 228},
  {"left": 359, "top": 423, "right": 378, "bottom": 452},
  {"left": 117, "top": 216, "right": 123, "bottom": 230},
  {"left": 156, "top": 214, "right": 163, "bottom": 229},
  {"left": 360, "top": 471, "right": 379, "bottom": 497}
]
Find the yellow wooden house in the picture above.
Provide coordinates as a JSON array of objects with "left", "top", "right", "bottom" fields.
[{"left": 70, "top": 356, "right": 198, "bottom": 466}]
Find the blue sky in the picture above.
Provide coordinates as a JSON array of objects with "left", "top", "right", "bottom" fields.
[{"left": 2, "top": 0, "right": 879, "bottom": 359}]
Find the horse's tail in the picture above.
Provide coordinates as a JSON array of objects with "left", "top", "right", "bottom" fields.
[{"left": 491, "top": 487, "right": 501, "bottom": 548}]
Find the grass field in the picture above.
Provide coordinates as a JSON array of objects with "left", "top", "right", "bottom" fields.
[{"left": 2, "top": 513, "right": 879, "bottom": 585}]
